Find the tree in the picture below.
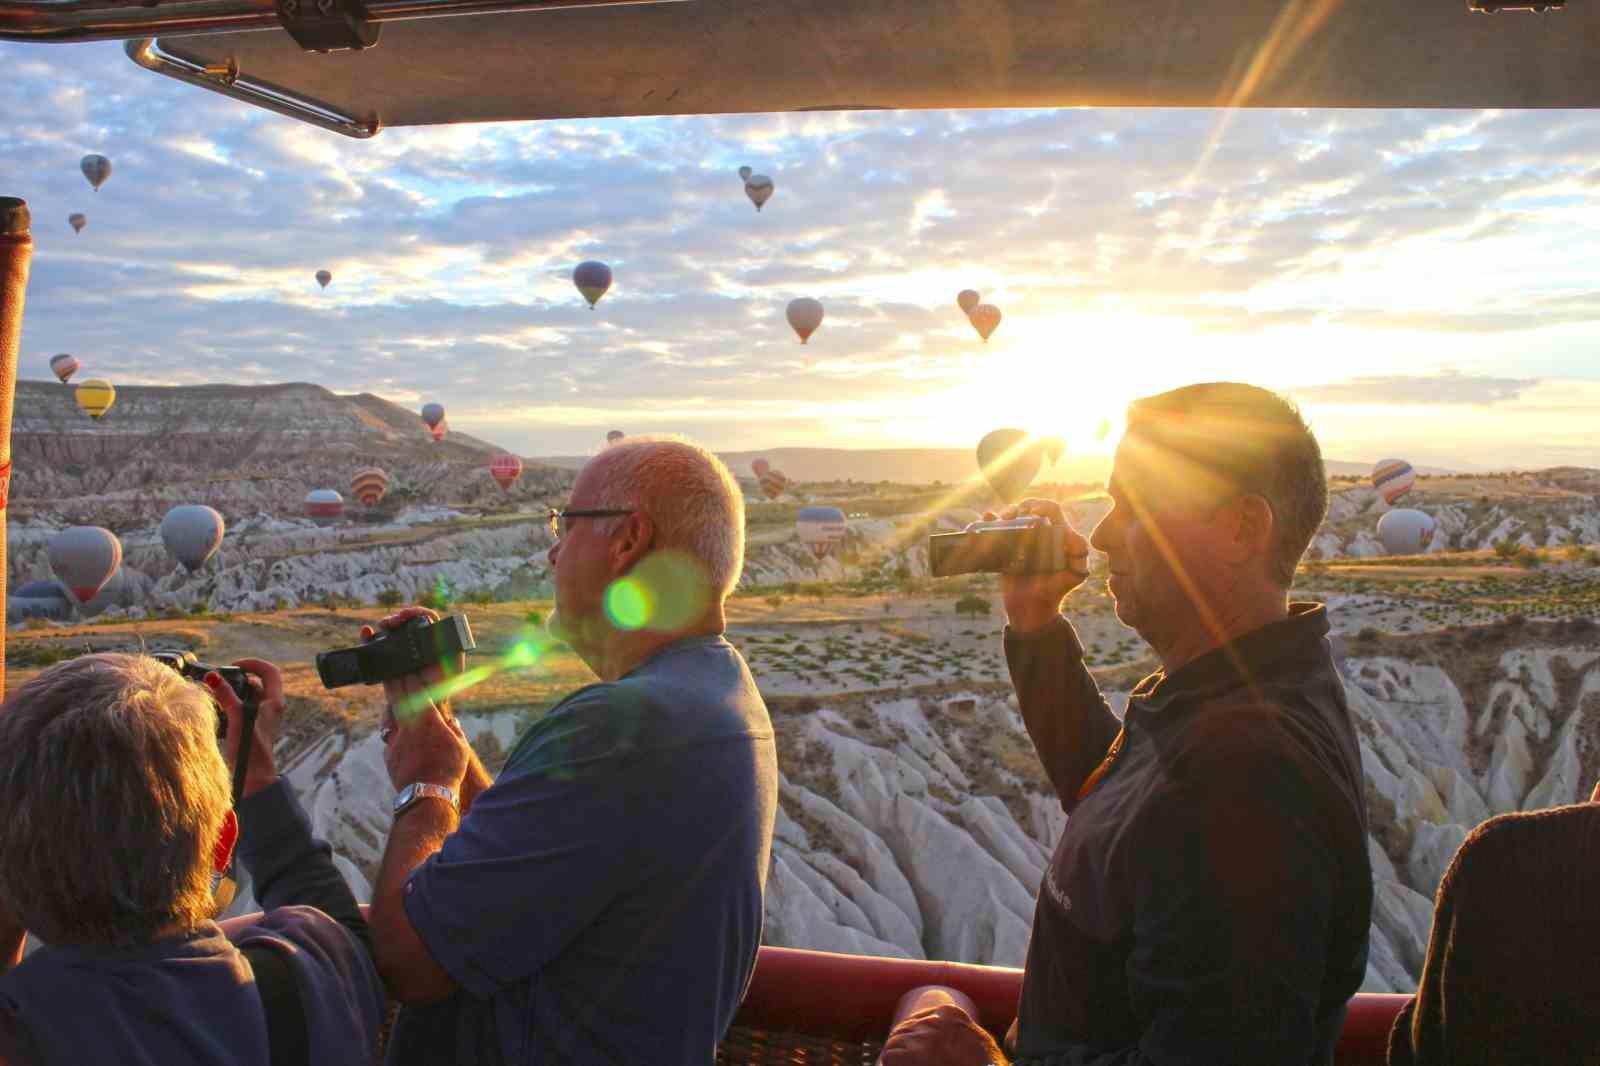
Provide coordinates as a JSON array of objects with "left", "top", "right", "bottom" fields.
[
  {"left": 377, "top": 588, "right": 404, "bottom": 608},
  {"left": 954, "top": 594, "right": 991, "bottom": 618}
]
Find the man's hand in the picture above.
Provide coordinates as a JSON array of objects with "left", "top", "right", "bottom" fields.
[
  {"left": 210, "top": 657, "right": 286, "bottom": 799},
  {"left": 989, "top": 498, "right": 1090, "bottom": 634},
  {"left": 363, "top": 606, "right": 471, "bottom": 793},
  {"left": 880, "top": 1004, "right": 1008, "bottom": 1066}
]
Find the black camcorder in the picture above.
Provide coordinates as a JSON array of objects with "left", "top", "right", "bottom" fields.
[
  {"left": 928, "top": 516, "right": 1083, "bottom": 578},
  {"left": 316, "top": 613, "right": 476, "bottom": 690}
]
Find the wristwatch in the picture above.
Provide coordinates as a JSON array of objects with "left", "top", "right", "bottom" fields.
[{"left": 393, "top": 782, "right": 459, "bottom": 818}]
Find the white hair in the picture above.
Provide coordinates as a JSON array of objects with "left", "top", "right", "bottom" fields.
[{"left": 588, "top": 436, "right": 746, "bottom": 599}]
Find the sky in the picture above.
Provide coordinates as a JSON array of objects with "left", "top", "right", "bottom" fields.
[{"left": 3, "top": 41, "right": 1600, "bottom": 469}]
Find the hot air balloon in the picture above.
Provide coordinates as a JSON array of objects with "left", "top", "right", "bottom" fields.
[
  {"left": 351, "top": 467, "right": 390, "bottom": 508},
  {"left": 49, "top": 353, "right": 79, "bottom": 384},
  {"left": 80, "top": 154, "right": 111, "bottom": 192},
  {"left": 738, "top": 166, "right": 753, "bottom": 182},
  {"left": 421, "top": 403, "right": 447, "bottom": 441},
  {"left": 573, "top": 261, "right": 612, "bottom": 309},
  {"left": 1041, "top": 436, "right": 1065, "bottom": 464},
  {"left": 490, "top": 453, "right": 523, "bottom": 492},
  {"left": 1371, "top": 458, "right": 1416, "bottom": 505},
  {"left": 75, "top": 378, "right": 115, "bottom": 420},
  {"left": 796, "top": 506, "right": 848, "bottom": 560},
  {"left": 315, "top": 270, "right": 332, "bottom": 289},
  {"left": 744, "top": 174, "right": 775, "bottom": 212},
  {"left": 48, "top": 526, "right": 122, "bottom": 604},
  {"left": 957, "top": 290, "right": 980, "bottom": 314},
  {"left": 977, "top": 428, "right": 1042, "bottom": 504},
  {"left": 759, "top": 470, "right": 790, "bottom": 500},
  {"left": 68, "top": 213, "right": 86, "bottom": 235},
  {"left": 1376, "top": 509, "right": 1436, "bottom": 555},
  {"left": 160, "top": 505, "right": 226, "bottom": 572},
  {"left": 751, "top": 458, "right": 771, "bottom": 478},
  {"left": 786, "top": 298, "right": 824, "bottom": 345},
  {"left": 968, "top": 304, "right": 1002, "bottom": 342},
  {"left": 304, "top": 489, "right": 344, "bottom": 522},
  {"left": 606, "top": 430, "right": 625, "bottom": 445},
  {"left": 11, "top": 581, "right": 73, "bottom": 621}
]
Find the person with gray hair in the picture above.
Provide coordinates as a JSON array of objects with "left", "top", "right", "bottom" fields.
[
  {"left": 0, "top": 653, "right": 385, "bottom": 1066},
  {"left": 364, "top": 435, "right": 778, "bottom": 1065}
]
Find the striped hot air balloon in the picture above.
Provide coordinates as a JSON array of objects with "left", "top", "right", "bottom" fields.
[
  {"left": 303, "top": 489, "right": 344, "bottom": 522},
  {"left": 49, "top": 353, "right": 79, "bottom": 384},
  {"left": 490, "top": 453, "right": 523, "bottom": 492},
  {"left": 1371, "top": 459, "right": 1415, "bottom": 505},
  {"left": 758, "top": 469, "right": 790, "bottom": 500},
  {"left": 75, "top": 379, "right": 115, "bottom": 420},
  {"left": 351, "top": 467, "right": 390, "bottom": 508}
]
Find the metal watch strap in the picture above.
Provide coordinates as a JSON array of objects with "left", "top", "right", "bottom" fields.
[{"left": 393, "top": 782, "right": 458, "bottom": 817}]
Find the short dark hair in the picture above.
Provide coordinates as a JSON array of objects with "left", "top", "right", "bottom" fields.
[{"left": 1125, "top": 382, "right": 1327, "bottom": 587}]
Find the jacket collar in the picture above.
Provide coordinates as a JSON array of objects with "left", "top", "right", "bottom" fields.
[{"left": 1126, "top": 602, "right": 1331, "bottom": 717}]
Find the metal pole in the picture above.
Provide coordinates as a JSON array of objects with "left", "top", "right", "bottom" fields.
[{"left": 0, "top": 199, "right": 31, "bottom": 699}]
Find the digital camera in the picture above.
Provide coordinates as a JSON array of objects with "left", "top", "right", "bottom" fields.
[
  {"left": 151, "top": 651, "right": 254, "bottom": 743},
  {"left": 928, "top": 516, "right": 1081, "bottom": 578},
  {"left": 316, "top": 613, "right": 476, "bottom": 690}
]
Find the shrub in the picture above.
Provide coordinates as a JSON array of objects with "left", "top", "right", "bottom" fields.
[
  {"left": 524, "top": 609, "right": 544, "bottom": 628},
  {"left": 464, "top": 588, "right": 495, "bottom": 606},
  {"left": 766, "top": 595, "right": 784, "bottom": 609},
  {"left": 188, "top": 602, "right": 209, "bottom": 616},
  {"left": 22, "top": 617, "right": 50, "bottom": 631},
  {"left": 1516, "top": 547, "right": 1542, "bottom": 569},
  {"left": 1356, "top": 627, "right": 1380, "bottom": 643},
  {"left": 954, "top": 594, "right": 991, "bottom": 617},
  {"left": 1492, "top": 538, "right": 1519, "bottom": 559},
  {"left": 377, "top": 588, "right": 404, "bottom": 608}
]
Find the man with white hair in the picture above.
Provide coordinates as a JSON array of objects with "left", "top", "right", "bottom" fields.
[{"left": 367, "top": 437, "right": 778, "bottom": 1066}]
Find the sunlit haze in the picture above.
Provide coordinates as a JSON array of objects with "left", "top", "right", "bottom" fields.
[{"left": 4, "top": 42, "right": 1599, "bottom": 469}]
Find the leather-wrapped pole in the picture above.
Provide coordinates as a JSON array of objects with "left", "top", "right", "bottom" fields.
[{"left": 0, "top": 198, "right": 32, "bottom": 698}]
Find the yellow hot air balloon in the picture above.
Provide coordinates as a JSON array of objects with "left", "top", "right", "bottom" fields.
[{"left": 76, "top": 378, "right": 115, "bottom": 420}]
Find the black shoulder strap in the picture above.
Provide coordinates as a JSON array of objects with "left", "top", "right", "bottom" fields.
[{"left": 241, "top": 943, "right": 310, "bottom": 1066}]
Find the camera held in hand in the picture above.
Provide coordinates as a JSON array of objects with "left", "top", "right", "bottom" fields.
[
  {"left": 928, "top": 516, "right": 1079, "bottom": 578},
  {"left": 151, "top": 651, "right": 255, "bottom": 743},
  {"left": 317, "top": 613, "right": 476, "bottom": 690}
]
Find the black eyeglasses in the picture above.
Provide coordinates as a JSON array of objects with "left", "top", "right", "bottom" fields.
[{"left": 547, "top": 508, "right": 634, "bottom": 540}]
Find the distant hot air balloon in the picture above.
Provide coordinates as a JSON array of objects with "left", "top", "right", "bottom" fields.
[
  {"left": 421, "top": 402, "right": 446, "bottom": 442},
  {"left": 1371, "top": 459, "right": 1416, "bottom": 505},
  {"left": 68, "top": 213, "right": 86, "bottom": 235},
  {"left": 315, "top": 270, "right": 332, "bottom": 289},
  {"left": 751, "top": 458, "right": 771, "bottom": 478},
  {"left": 49, "top": 353, "right": 79, "bottom": 384},
  {"left": 796, "top": 506, "right": 848, "bottom": 560},
  {"left": 80, "top": 154, "right": 112, "bottom": 192},
  {"left": 75, "top": 378, "right": 115, "bottom": 420},
  {"left": 48, "top": 526, "right": 122, "bottom": 604},
  {"left": 977, "top": 428, "right": 1042, "bottom": 504},
  {"left": 786, "top": 298, "right": 824, "bottom": 344},
  {"left": 968, "top": 304, "right": 1002, "bottom": 342},
  {"left": 759, "top": 470, "right": 790, "bottom": 500},
  {"left": 573, "top": 261, "right": 612, "bottom": 309},
  {"left": 744, "top": 174, "right": 775, "bottom": 212},
  {"left": 957, "top": 290, "right": 980, "bottom": 314},
  {"left": 1376, "top": 508, "right": 1436, "bottom": 555},
  {"left": 160, "top": 505, "right": 226, "bottom": 572},
  {"left": 490, "top": 453, "right": 523, "bottom": 492},
  {"left": 304, "top": 489, "right": 344, "bottom": 522},
  {"left": 606, "top": 430, "right": 625, "bottom": 446},
  {"left": 351, "top": 467, "right": 390, "bottom": 508},
  {"left": 738, "top": 166, "right": 753, "bottom": 182}
]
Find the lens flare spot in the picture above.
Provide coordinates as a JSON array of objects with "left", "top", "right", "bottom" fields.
[
  {"left": 603, "top": 551, "right": 713, "bottom": 632},
  {"left": 605, "top": 577, "right": 655, "bottom": 630}
]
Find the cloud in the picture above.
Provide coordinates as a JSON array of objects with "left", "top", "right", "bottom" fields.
[
  {"left": 1291, "top": 372, "right": 1539, "bottom": 407},
  {"left": 0, "top": 41, "right": 1597, "bottom": 462}
]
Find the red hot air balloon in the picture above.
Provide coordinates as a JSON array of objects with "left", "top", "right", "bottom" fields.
[
  {"left": 421, "top": 403, "right": 447, "bottom": 441},
  {"left": 490, "top": 453, "right": 523, "bottom": 492},
  {"left": 751, "top": 458, "right": 771, "bottom": 478},
  {"left": 303, "top": 489, "right": 344, "bottom": 522},
  {"left": 968, "top": 304, "right": 1002, "bottom": 342},
  {"left": 351, "top": 467, "right": 390, "bottom": 508}
]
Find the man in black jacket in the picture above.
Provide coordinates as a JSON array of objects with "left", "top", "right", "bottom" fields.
[{"left": 883, "top": 383, "right": 1371, "bottom": 1066}]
